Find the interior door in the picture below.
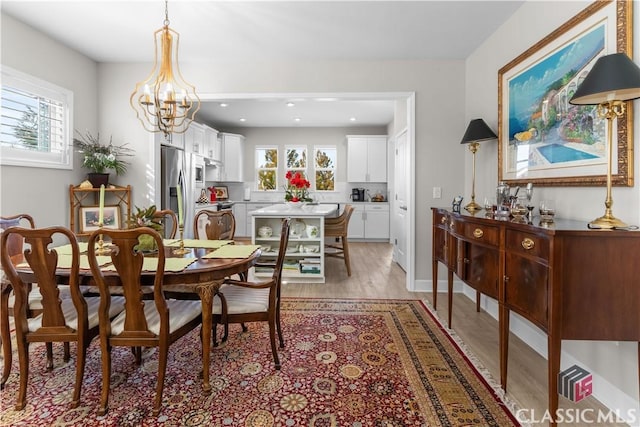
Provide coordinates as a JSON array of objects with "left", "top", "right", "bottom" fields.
[{"left": 393, "top": 130, "right": 408, "bottom": 271}]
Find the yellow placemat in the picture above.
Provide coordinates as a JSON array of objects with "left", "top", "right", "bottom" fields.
[
  {"left": 165, "top": 239, "right": 233, "bottom": 249},
  {"left": 18, "top": 254, "right": 111, "bottom": 269},
  {"left": 101, "top": 257, "right": 197, "bottom": 272},
  {"left": 202, "top": 244, "right": 260, "bottom": 259},
  {"left": 53, "top": 242, "right": 89, "bottom": 255}
]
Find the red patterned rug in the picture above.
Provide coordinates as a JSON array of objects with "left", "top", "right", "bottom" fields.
[{"left": 0, "top": 299, "right": 520, "bottom": 426}]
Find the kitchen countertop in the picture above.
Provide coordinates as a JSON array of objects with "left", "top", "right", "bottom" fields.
[{"left": 249, "top": 203, "right": 339, "bottom": 217}]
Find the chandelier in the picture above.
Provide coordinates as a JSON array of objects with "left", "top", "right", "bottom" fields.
[{"left": 130, "top": 0, "right": 200, "bottom": 135}]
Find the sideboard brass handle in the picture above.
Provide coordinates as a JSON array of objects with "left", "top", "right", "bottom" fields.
[
  {"left": 473, "top": 228, "right": 484, "bottom": 238},
  {"left": 449, "top": 221, "right": 454, "bottom": 229},
  {"left": 440, "top": 216, "right": 447, "bottom": 224},
  {"left": 521, "top": 237, "right": 535, "bottom": 250}
]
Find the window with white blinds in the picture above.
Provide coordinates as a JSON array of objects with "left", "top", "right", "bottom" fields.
[{"left": 1, "top": 66, "right": 73, "bottom": 169}]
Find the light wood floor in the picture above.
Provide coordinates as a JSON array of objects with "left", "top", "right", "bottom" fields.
[{"left": 282, "top": 242, "right": 628, "bottom": 426}]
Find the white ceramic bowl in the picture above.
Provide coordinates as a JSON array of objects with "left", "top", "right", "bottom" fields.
[{"left": 258, "top": 226, "right": 273, "bottom": 238}]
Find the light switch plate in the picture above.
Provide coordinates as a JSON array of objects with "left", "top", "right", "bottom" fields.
[{"left": 433, "top": 187, "right": 442, "bottom": 199}]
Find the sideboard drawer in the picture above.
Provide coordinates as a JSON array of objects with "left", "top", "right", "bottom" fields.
[
  {"left": 461, "top": 222, "right": 499, "bottom": 247},
  {"left": 433, "top": 210, "right": 449, "bottom": 228},
  {"left": 505, "top": 229, "right": 549, "bottom": 260}
]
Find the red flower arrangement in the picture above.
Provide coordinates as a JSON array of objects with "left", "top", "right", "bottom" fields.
[{"left": 284, "top": 171, "right": 312, "bottom": 202}]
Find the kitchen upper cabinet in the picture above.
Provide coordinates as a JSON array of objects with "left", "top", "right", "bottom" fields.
[
  {"left": 219, "top": 132, "right": 245, "bottom": 182},
  {"left": 185, "top": 122, "right": 205, "bottom": 156},
  {"left": 204, "top": 126, "right": 221, "bottom": 162},
  {"left": 347, "top": 135, "right": 387, "bottom": 183}
]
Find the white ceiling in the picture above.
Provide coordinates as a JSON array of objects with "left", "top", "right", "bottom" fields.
[{"left": 2, "top": 1, "right": 524, "bottom": 128}]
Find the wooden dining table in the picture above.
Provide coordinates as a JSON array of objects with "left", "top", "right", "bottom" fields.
[{"left": 6, "top": 239, "right": 261, "bottom": 394}]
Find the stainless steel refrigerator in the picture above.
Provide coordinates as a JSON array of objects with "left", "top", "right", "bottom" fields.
[{"left": 161, "top": 146, "right": 197, "bottom": 238}]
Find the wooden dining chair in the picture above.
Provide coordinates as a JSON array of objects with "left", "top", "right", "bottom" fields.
[
  {"left": 1, "top": 214, "right": 38, "bottom": 390},
  {"left": 153, "top": 209, "right": 178, "bottom": 239},
  {"left": 87, "top": 227, "right": 203, "bottom": 416},
  {"left": 194, "top": 209, "right": 236, "bottom": 240},
  {"left": 324, "top": 204, "right": 355, "bottom": 276},
  {"left": 212, "top": 218, "right": 290, "bottom": 369},
  {"left": 0, "top": 226, "right": 125, "bottom": 410}
]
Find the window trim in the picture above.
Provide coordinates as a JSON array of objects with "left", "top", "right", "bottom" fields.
[
  {"left": 285, "top": 144, "right": 308, "bottom": 183},
  {"left": 1, "top": 66, "right": 73, "bottom": 170},
  {"left": 255, "top": 145, "right": 278, "bottom": 191},
  {"left": 313, "top": 145, "right": 337, "bottom": 192}
]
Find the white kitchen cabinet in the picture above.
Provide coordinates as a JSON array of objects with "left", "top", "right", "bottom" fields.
[
  {"left": 219, "top": 132, "right": 245, "bottom": 182},
  {"left": 204, "top": 126, "right": 220, "bottom": 161},
  {"left": 185, "top": 122, "right": 205, "bottom": 156},
  {"left": 364, "top": 203, "right": 389, "bottom": 239},
  {"left": 347, "top": 203, "right": 389, "bottom": 241},
  {"left": 232, "top": 203, "right": 247, "bottom": 237},
  {"left": 347, "top": 135, "right": 387, "bottom": 182},
  {"left": 347, "top": 204, "right": 365, "bottom": 239}
]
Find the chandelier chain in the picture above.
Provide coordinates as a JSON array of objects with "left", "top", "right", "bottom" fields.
[{"left": 163, "top": 0, "right": 170, "bottom": 27}]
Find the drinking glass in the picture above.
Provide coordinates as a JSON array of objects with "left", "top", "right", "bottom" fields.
[{"left": 539, "top": 200, "right": 556, "bottom": 221}]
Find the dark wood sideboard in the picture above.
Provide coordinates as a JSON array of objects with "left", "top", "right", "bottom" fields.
[{"left": 431, "top": 207, "right": 640, "bottom": 425}]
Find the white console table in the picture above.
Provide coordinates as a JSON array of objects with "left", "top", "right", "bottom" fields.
[{"left": 250, "top": 204, "right": 338, "bottom": 283}]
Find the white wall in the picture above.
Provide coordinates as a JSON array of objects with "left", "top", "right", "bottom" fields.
[
  {"left": 465, "top": 0, "right": 640, "bottom": 416},
  {"left": 0, "top": 14, "right": 98, "bottom": 227}
]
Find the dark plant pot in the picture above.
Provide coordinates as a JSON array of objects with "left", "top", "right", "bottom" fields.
[{"left": 87, "top": 173, "right": 109, "bottom": 188}]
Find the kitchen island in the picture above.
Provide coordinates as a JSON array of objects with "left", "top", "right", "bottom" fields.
[{"left": 250, "top": 203, "right": 338, "bottom": 283}]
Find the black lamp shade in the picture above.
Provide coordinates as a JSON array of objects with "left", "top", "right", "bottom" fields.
[
  {"left": 461, "top": 119, "right": 497, "bottom": 144},
  {"left": 570, "top": 53, "right": 640, "bottom": 105}
]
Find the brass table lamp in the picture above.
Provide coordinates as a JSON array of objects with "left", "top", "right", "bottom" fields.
[
  {"left": 569, "top": 53, "right": 640, "bottom": 229},
  {"left": 461, "top": 119, "right": 497, "bottom": 213}
]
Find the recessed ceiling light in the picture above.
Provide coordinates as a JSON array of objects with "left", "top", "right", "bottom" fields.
[
  {"left": 239, "top": 118, "right": 246, "bottom": 122},
  {"left": 220, "top": 103, "right": 228, "bottom": 107},
  {"left": 294, "top": 117, "right": 301, "bottom": 122},
  {"left": 286, "top": 102, "right": 295, "bottom": 107},
  {"left": 350, "top": 117, "right": 357, "bottom": 122}
]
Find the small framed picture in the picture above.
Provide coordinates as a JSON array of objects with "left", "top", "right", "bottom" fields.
[
  {"left": 80, "top": 205, "right": 121, "bottom": 233},
  {"left": 215, "top": 186, "right": 229, "bottom": 200}
]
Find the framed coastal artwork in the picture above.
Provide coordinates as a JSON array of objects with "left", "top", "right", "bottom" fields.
[
  {"left": 80, "top": 206, "right": 121, "bottom": 233},
  {"left": 498, "top": 0, "right": 633, "bottom": 186}
]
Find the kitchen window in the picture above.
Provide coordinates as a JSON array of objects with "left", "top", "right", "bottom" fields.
[
  {"left": 0, "top": 66, "right": 73, "bottom": 169},
  {"left": 256, "top": 146, "right": 278, "bottom": 190},
  {"left": 285, "top": 146, "right": 307, "bottom": 182},
  {"left": 314, "top": 146, "right": 336, "bottom": 191}
]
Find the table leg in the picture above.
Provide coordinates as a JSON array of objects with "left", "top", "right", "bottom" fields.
[{"left": 196, "top": 280, "right": 221, "bottom": 393}]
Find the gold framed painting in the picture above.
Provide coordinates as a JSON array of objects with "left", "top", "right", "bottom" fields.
[
  {"left": 79, "top": 205, "right": 121, "bottom": 233},
  {"left": 498, "top": 0, "right": 633, "bottom": 186}
]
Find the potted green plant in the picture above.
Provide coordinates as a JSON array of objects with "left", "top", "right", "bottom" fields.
[
  {"left": 74, "top": 130, "right": 133, "bottom": 187},
  {"left": 126, "top": 205, "right": 164, "bottom": 252}
]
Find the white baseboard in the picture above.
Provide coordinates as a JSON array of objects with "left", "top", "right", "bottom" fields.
[{"left": 415, "top": 279, "right": 639, "bottom": 425}]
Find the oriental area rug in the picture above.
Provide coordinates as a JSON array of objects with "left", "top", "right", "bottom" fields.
[{"left": 0, "top": 299, "right": 520, "bottom": 426}]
